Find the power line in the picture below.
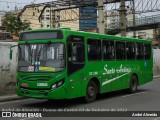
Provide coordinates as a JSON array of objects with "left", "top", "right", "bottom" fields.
[
  {"left": 0, "top": 0, "right": 29, "bottom": 12},
  {"left": 0, "top": 1, "right": 28, "bottom": 5}
]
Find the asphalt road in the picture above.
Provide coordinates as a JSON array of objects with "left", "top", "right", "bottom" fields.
[{"left": 1, "top": 78, "right": 160, "bottom": 120}]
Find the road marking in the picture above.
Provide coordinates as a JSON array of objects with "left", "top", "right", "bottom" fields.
[
  {"left": 0, "top": 99, "right": 33, "bottom": 105},
  {"left": 121, "top": 91, "right": 149, "bottom": 98},
  {"left": 152, "top": 117, "right": 160, "bottom": 120},
  {"left": 19, "top": 117, "right": 34, "bottom": 120}
]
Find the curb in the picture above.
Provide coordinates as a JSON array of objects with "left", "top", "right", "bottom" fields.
[
  {"left": 0, "top": 95, "right": 26, "bottom": 103},
  {"left": 153, "top": 76, "right": 160, "bottom": 79}
]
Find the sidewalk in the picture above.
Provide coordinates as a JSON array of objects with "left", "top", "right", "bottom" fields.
[
  {"left": 0, "top": 76, "right": 160, "bottom": 103},
  {"left": 0, "top": 95, "right": 25, "bottom": 103},
  {"left": 153, "top": 75, "right": 160, "bottom": 79}
]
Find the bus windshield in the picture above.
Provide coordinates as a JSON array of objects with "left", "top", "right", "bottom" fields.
[{"left": 18, "top": 43, "right": 65, "bottom": 72}]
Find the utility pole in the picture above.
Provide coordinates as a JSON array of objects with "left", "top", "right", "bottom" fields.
[
  {"left": 51, "top": 6, "right": 55, "bottom": 28},
  {"left": 158, "top": 23, "right": 160, "bottom": 49},
  {"left": 52, "top": 14, "right": 56, "bottom": 28},
  {"left": 98, "top": 0, "right": 105, "bottom": 34},
  {"left": 132, "top": 0, "right": 136, "bottom": 38},
  {"left": 119, "top": 0, "right": 127, "bottom": 36},
  {"left": 50, "top": 7, "right": 52, "bottom": 28}
]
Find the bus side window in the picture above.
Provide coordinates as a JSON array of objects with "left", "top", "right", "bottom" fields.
[
  {"left": 87, "top": 39, "right": 102, "bottom": 61},
  {"left": 116, "top": 42, "right": 125, "bottom": 60},
  {"left": 126, "top": 42, "right": 135, "bottom": 60},
  {"left": 103, "top": 40, "right": 115, "bottom": 60},
  {"left": 136, "top": 43, "right": 144, "bottom": 60},
  {"left": 144, "top": 44, "right": 151, "bottom": 60}
]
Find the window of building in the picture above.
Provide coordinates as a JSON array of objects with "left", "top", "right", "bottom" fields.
[
  {"left": 116, "top": 42, "right": 125, "bottom": 60},
  {"left": 46, "top": 10, "right": 50, "bottom": 12},
  {"left": 138, "top": 32, "right": 146, "bottom": 39},
  {"left": 87, "top": 39, "right": 102, "bottom": 61},
  {"left": 46, "top": 17, "right": 50, "bottom": 20},
  {"left": 103, "top": 40, "right": 115, "bottom": 60},
  {"left": 136, "top": 43, "right": 144, "bottom": 59},
  {"left": 41, "top": 17, "right": 44, "bottom": 20},
  {"left": 126, "top": 42, "right": 135, "bottom": 60},
  {"left": 144, "top": 44, "right": 151, "bottom": 60},
  {"left": 47, "top": 25, "right": 50, "bottom": 28}
]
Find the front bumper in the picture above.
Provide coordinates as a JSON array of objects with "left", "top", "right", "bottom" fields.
[{"left": 16, "top": 85, "right": 67, "bottom": 99}]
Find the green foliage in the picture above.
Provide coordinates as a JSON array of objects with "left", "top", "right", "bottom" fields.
[{"left": 2, "top": 13, "right": 31, "bottom": 36}]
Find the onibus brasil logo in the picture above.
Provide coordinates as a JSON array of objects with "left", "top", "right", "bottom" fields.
[{"left": 2, "top": 112, "right": 42, "bottom": 118}]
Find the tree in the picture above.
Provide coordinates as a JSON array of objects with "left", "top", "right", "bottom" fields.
[{"left": 2, "top": 13, "right": 31, "bottom": 36}]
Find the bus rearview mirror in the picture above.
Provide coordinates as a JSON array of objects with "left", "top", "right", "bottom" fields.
[
  {"left": 9, "top": 45, "right": 18, "bottom": 60},
  {"left": 10, "top": 49, "right": 13, "bottom": 60}
]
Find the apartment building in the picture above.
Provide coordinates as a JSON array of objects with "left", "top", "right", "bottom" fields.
[{"left": 20, "top": 6, "right": 79, "bottom": 30}]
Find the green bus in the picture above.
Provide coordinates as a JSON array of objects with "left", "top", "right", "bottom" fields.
[{"left": 10, "top": 28, "right": 153, "bottom": 103}]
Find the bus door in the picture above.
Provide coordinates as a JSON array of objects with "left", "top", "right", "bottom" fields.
[
  {"left": 67, "top": 35, "right": 85, "bottom": 98},
  {"left": 144, "top": 43, "right": 152, "bottom": 83}
]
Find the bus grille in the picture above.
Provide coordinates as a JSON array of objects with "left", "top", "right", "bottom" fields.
[{"left": 20, "top": 75, "right": 52, "bottom": 81}]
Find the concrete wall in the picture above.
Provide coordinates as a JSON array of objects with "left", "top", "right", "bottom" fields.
[
  {"left": 0, "top": 42, "right": 160, "bottom": 96},
  {"left": 153, "top": 49, "right": 160, "bottom": 76},
  {"left": 0, "top": 42, "right": 18, "bottom": 96}
]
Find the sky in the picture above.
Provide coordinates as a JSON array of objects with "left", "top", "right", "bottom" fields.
[
  {"left": 13, "top": 0, "right": 54, "bottom": 4},
  {"left": 0, "top": 0, "right": 54, "bottom": 11}
]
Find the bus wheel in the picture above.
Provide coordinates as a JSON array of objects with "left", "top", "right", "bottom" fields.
[
  {"left": 84, "top": 81, "right": 98, "bottom": 103},
  {"left": 129, "top": 75, "right": 138, "bottom": 93}
]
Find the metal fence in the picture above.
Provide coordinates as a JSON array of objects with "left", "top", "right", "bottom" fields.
[{"left": 107, "top": 14, "right": 160, "bottom": 29}]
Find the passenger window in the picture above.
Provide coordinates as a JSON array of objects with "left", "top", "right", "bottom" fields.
[
  {"left": 126, "top": 42, "right": 135, "bottom": 60},
  {"left": 144, "top": 44, "right": 151, "bottom": 60},
  {"left": 116, "top": 42, "right": 125, "bottom": 60},
  {"left": 88, "top": 39, "right": 102, "bottom": 61},
  {"left": 136, "top": 43, "right": 144, "bottom": 60},
  {"left": 103, "top": 40, "right": 115, "bottom": 60}
]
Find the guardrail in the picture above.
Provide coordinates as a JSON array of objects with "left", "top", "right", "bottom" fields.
[{"left": 107, "top": 14, "right": 160, "bottom": 29}]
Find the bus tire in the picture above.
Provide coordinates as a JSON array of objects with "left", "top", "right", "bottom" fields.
[
  {"left": 129, "top": 75, "right": 138, "bottom": 93},
  {"left": 84, "top": 81, "right": 98, "bottom": 103}
]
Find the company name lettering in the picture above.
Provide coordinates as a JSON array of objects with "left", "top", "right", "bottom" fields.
[{"left": 103, "top": 64, "right": 131, "bottom": 75}]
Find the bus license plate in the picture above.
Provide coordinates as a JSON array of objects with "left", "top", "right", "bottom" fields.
[{"left": 37, "top": 83, "right": 48, "bottom": 87}]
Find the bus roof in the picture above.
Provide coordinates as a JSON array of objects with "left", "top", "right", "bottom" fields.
[{"left": 22, "top": 28, "right": 152, "bottom": 43}]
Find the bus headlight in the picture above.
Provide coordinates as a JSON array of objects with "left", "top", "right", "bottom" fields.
[
  {"left": 51, "top": 84, "right": 57, "bottom": 90},
  {"left": 51, "top": 79, "right": 65, "bottom": 90}
]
